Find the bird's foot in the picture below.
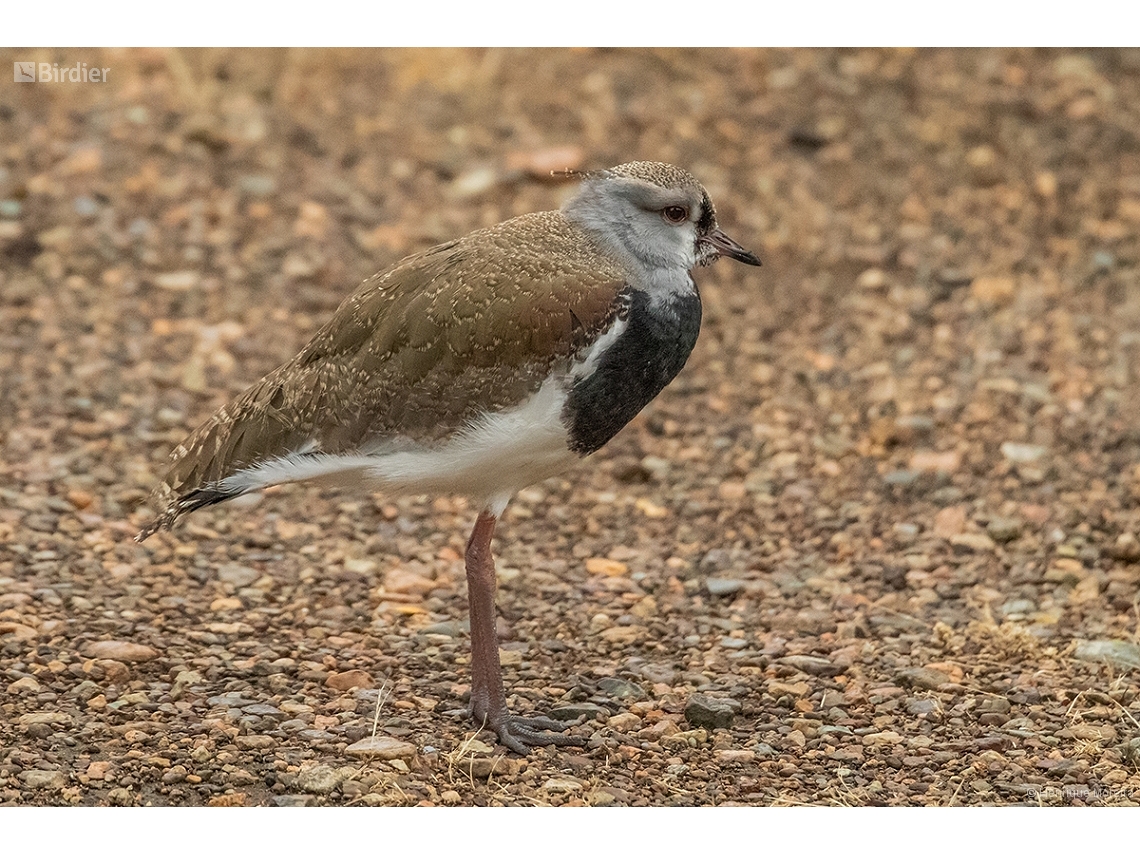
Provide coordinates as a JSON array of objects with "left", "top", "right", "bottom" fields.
[{"left": 471, "top": 705, "right": 587, "bottom": 755}]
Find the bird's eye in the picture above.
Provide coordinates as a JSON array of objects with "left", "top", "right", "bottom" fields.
[{"left": 662, "top": 206, "right": 689, "bottom": 224}]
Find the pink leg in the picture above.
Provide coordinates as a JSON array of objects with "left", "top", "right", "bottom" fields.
[{"left": 465, "top": 510, "right": 584, "bottom": 754}]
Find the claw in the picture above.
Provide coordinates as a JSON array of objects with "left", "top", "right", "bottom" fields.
[{"left": 472, "top": 709, "right": 587, "bottom": 755}]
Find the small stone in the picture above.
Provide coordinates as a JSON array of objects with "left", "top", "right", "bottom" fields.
[
  {"left": 242, "top": 704, "right": 284, "bottom": 718},
  {"left": 1000, "top": 442, "right": 1047, "bottom": 464},
  {"left": 86, "top": 761, "right": 112, "bottom": 781},
  {"left": 440, "top": 790, "right": 462, "bottom": 805},
  {"left": 345, "top": 736, "right": 417, "bottom": 760},
  {"left": 705, "top": 578, "right": 744, "bottom": 597},
  {"left": 857, "top": 267, "right": 887, "bottom": 290},
  {"left": 597, "top": 677, "right": 645, "bottom": 701},
  {"left": 462, "top": 756, "right": 515, "bottom": 779},
  {"left": 933, "top": 506, "right": 967, "bottom": 538},
  {"left": 326, "top": 669, "right": 375, "bottom": 691},
  {"left": 906, "top": 697, "right": 940, "bottom": 716},
  {"left": 766, "top": 679, "right": 811, "bottom": 700},
  {"left": 776, "top": 655, "right": 845, "bottom": 676},
  {"left": 586, "top": 557, "right": 628, "bottom": 576},
  {"left": 862, "top": 730, "right": 905, "bottom": 746},
  {"left": 1109, "top": 532, "right": 1140, "bottom": 562},
  {"left": 684, "top": 694, "right": 736, "bottom": 729},
  {"left": 383, "top": 568, "right": 436, "bottom": 595},
  {"left": 550, "top": 702, "right": 607, "bottom": 721},
  {"left": 450, "top": 166, "right": 500, "bottom": 199},
  {"left": 950, "top": 533, "right": 996, "bottom": 553},
  {"left": 154, "top": 270, "right": 198, "bottom": 291},
  {"left": 217, "top": 564, "right": 260, "bottom": 587},
  {"left": 599, "top": 625, "right": 644, "bottom": 644},
  {"left": 296, "top": 764, "right": 347, "bottom": 794},
  {"left": 1073, "top": 639, "right": 1140, "bottom": 671},
  {"left": 8, "top": 676, "right": 40, "bottom": 694},
  {"left": 22, "top": 770, "right": 67, "bottom": 790},
  {"left": 542, "top": 777, "right": 583, "bottom": 794},
  {"left": 81, "top": 640, "right": 159, "bottom": 663},
  {"left": 715, "top": 750, "right": 758, "bottom": 763},
  {"left": 239, "top": 174, "right": 277, "bottom": 196},
  {"left": 18, "top": 712, "right": 72, "bottom": 727},
  {"left": 970, "top": 275, "right": 1016, "bottom": 305},
  {"left": 506, "top": 145, "right": 585, "bottom": 178},
  {"left": 607, "top": 712, "right": 643, "bottom": 732},
  {"left": 272, "top": 795, "right": 317, "bottom": 807},
  {"left": 236, "top": 735, "right": 276, "bottom": 751},
  {"left": 987, "top": 517, "right": 1023, "bottom": 543},
  {"left": 909, "top": 450, "right": 960, "bottom": 473}
]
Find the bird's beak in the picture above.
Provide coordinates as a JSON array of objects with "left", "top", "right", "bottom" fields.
[{"left": 703, "top": 228, "right": 762, "bottom": 266}]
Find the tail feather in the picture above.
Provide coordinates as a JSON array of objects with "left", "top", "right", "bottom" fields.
[{"left": 135, "top": 484, "right": 244, "bottom": 542}]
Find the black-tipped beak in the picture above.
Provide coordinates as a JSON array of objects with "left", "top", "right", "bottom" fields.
[{"left": 703, "top": 228, "right": 762, "bottom": 266}]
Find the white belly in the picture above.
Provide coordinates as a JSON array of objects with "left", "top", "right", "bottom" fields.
[
  {"left": 219, "top": 373, "right": 577, "bottom": 515},
  {"left": 217, "top": 316, "right": 629, "bottom": 515}
]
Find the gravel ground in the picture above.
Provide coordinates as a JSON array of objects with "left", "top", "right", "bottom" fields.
[{"left": 2, "top": 47, "right": 1140, "bottom": 806}]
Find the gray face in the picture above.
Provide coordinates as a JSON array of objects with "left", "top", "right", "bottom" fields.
[{"left": 562, "top": 174, "right": 713, "bottom": 272}]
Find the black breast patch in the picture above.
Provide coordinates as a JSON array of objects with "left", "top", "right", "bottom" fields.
[{"left": 563, "top": 285, "right": 702, "bottom": 455}]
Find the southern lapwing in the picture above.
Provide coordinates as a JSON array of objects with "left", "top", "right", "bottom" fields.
[{"left": 137, "top": 161, "right": 761, "bottom": 754}]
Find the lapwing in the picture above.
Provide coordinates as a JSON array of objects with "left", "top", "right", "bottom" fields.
[{"left": 137, "top": 161, "right": 761, "bottom": 754}]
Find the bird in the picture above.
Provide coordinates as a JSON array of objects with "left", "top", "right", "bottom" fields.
[{"left": 136, "top": 161, "right": 760, "bottom": 754}]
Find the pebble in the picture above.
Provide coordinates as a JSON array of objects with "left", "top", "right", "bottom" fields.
[
  {"left": 862, "top": 731, "right": 905, "bottom": 746},
  {"left": 217, "top": 564, "right": 261, "bottom": 587},
  {"left": 1000, "top": 442, "right": 1048, "bottom": 464},
  {"left": 896, "top": 667, "right": 950, "bottom": 690},
  {"left": 906, "top": 698, "right": 940, "bottom": 716},
  {"left": 7, "top": 676, "right": 41, "bottom": 694},
  {"left": 81, "top": 641, "right": 158, "bottom": 662},
  {"left": 1109, "top": 532, "right": 1140, "bottom": 562},
  {"left": 243, "top": 704, "right": 285, "bottom": 718},
  {"left": 597, "top": 677, "right": 645, "bottom": 701},
  {"left": 987, "top": 517, "right": 1023, "bottom": 543},
  {"left": 154, "top": 270, "right": 199, "bottom": 291},
  {"left": 550, "top": 702, "right": 606, "bottom": 721},
  {"left": 684, "top": 694, "right": 736, "bottom": 729},
  {"left": 715, "top": 750, "right": 758, "bottom": 763},
  {"left": 542, "top": 777, "right": 583, "bottom": 794},
  {"left": 586, "top": 557, "right": 628, "bottom": 576},
  {"left": 766, "top": 679, "right": 811, "bottom": 700},
  {"left": 22, "top": 770, "right": 67, "bottom": 790},
  {"left": 450, "top": 166, "right": 500, "bottom": 199},
  {"left": 344, "top": 736, "right": 417, "bottom": 760},
  {"left": 607, "top": 712, "right": 643, "bottom": 732},
  {"left": 950, "top": 533, "right": 996, "bottom": 553},
  {"left": 461, "top": 756, "right": 514, "bottom": 779},
  {"left": 296, "top": 764, "right": 347, "bottom": 794},
  {"left": 239, "top": 174, "right": 277, "bottom": 196},
  {"left": 970, "top": 275, "right": 1016, "bottom": 305},
  {"left": 272, "top": 795, "right": 317, "bottom": 807},
  {"left": 1073, "top": 639, "right": 1140, "bottom": 671},
  {"left": 506, "top": 146, "right": 585, "bottom": 178},
  {"left": 776, "top": 655, "right": 845, "bottom": 676},
  {"left": 326, "top": 670, "right": 375, "bottom": 691},
  {"left": 705, "top": 578, "right": 744, "bottom": 597}
]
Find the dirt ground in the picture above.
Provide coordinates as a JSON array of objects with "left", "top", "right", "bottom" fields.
[{"left": 2, "top": 47, "right": 1140, "bottom": 806}]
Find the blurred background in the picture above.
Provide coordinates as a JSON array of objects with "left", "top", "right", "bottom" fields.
[{"left": 2, "top": 48, "right": 1140, "bottom": 806}]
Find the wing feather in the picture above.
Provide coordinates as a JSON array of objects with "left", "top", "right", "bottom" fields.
[{"left": 137, "top": 211, "right": 625, "bottom": 539}]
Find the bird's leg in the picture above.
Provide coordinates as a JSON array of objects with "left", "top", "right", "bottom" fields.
[{"left": 465, "top": 510, "right": 585, "bottom": 755}]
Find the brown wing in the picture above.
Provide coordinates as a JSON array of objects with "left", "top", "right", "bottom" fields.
[{"left": 136, "top": 212, "right": 626, "bottom": 539}]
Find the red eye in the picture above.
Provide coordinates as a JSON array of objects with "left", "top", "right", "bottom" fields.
[{"left": 662, "top": 205, "right": 688, "bottom": 224}]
